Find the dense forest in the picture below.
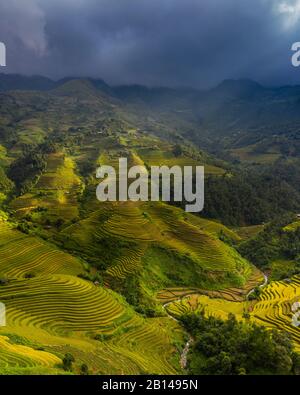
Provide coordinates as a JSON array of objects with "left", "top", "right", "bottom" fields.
[
  {"left": 181, "top": 312, "right": 300, "bottom": 375},
  {"left": 171, "top": 161, "right": 300, "bottom": 226},
  {"left": 238, "top": 215, "right": 300, "bottom": 275}
]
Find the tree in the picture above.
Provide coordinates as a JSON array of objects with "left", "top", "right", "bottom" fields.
[
  {"left": 62, "top": 353, "right": 75, "bottom": 371},
  {"left": 172, "top": 144, "right": 183, "bottom": 157},
  {"left": 80, "top": 364, "right": 89, "bottom": 375},
  {"left": 181, "top": 313, "right": 298, "bottom": 375}
]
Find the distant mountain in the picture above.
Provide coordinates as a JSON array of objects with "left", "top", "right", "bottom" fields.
[
  {"left": 0, "top": 73, "right": 55, "bottom": 91},
  {"left": 0, "top": 74, "right": 113, "bottom": 95},
  {"left": 1, "top": 73, "right": 300, "bottom": 157},
  {"left": 211, "top": 79, "right": 265, "bottom": 99},
  {"left": 52, "top": 78, "right": 104, "bottom": 99},
  {"left": 55, "top": 77, "right": 113, "bottom": 96}
]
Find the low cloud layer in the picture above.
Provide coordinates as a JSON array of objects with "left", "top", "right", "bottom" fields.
[{"left": 1, "top": 0, "right": 300, "bottom": 87}]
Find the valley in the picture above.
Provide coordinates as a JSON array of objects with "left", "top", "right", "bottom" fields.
[{"left": 0, "top": 75, "right": 299, "bottom": 374}]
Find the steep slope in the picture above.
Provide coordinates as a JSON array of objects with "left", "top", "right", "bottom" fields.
[
  {"left": 165, "top": 275, "right": 300, "bottom": 353},
  {"left": 0, "top": 220, "right": 182, "bottom": 374},
  {"left": 58, "top": 200, "right": 254, "bottom": 304},
  {"left": 1, "top": 75, "right": 299, "bottom": 374}
]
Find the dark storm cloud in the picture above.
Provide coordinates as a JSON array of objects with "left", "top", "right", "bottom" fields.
[{"left": 1, "top": 0, "right": 300, "bottom": 87}]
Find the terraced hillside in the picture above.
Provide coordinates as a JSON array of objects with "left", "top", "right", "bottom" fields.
[
  {"left": 0, "top": 220, "right": 183, "bottom": 374},
  {"left": 0, "top": 222, "right": 83, "bottom": 278},
  {"left": 0, "top": 334, "right": 62, "bottom": 375},
  {"left": 165, "top": 294, "right": 247, "bottom": 320},
  {"left": 6, "top": 144, "right": 257, "bottom": 372},
  {"left": 0, "top": 113, "right": 253, "bottom": 375},
  {"left": 252, "top": 276, "right": 300, "bottom": 352},
  {"left": 59, "top": 201, "right": 253, "bottom": 293},
  {"left": 165, "top": 275, "right": 300, "bottom": 352},
  {"left": 157, "top": 267, "right": 264, "bottom": 304},
  {"left": 11, "top": 152, "right": 82, "bottom": 223},
  {"left": 0, "top": 77, "right": 299, "bottom": 374}
]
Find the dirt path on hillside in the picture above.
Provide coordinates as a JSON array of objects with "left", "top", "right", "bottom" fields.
[
  {"left": 246, "top": 273, "right": 268, "bottom": 299},
  {"left": 162, "top": 300, "right": 194, "bottom": 370}
]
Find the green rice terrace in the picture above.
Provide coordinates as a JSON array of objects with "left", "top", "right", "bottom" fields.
[{"left": 0, "top": 79, "right": 299, "bottom": 375}]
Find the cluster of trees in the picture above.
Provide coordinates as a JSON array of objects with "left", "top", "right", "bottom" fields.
[
  {"left": 8, "top": 149, "right": 47, "bottom": 194},
  {"left": 181, "top": 312, "right": 300, "bottom": 375},
  {"left": 238, "top": 214, "right": 300, "bottom": 271},
  {"left": 121, "top": 275, "right": 159, "bottom": 318},
  {"left": 62, "top": 353, "right": 89, "bottom": 375},
  {"left": 0, "top": 167, "right": 13, "bottom": 198},
  {"left": 172, "top": 160, "right": 300, "bottom": 226},
  {"left": 6, "top": 125, "right": 86, "bottom": 195},
  {"left": 253, "top": 130, "right": 300, "bottom": 157},
  {"left": 0, "top": 125, "right": 19, "bottom": 149},
  {"left": 202, "top": 169, "right": 300, "bottom": 226}
]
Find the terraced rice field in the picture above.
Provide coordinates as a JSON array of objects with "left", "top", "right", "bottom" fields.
[
  {"left": 164, "top": 222, "right": 246, "bottom": 272},
  {"left": 146, "top": 203, "right": 250, "bottom": 276},
  {"left": 0, "top": 275, "right": 131, "bottom": 335},
  {"left": 0, "top": 222, "right": 27, "bottom": 247},
  {"left": 107, "top": 316, "right": 178, "bottom": 374},
  {"left": 106, "top": 245, "right": 146, "bottom": 279},
  {"left": 157, "top": 288, "right": 201, "bottom": 304},
  {"left": 251, "top": 276, "right": 300, "bottom": 351},
  {"left": 0, "top": 272, "right": 181, "bottom": 374},
  {"left": 165, "top": 294, "right": 247, "bottom": 320},
  {"left": 0, "top": 223, "right": 83, "bottom": 279},
  {"left": 36, "top": 154, "right": 81, "bottom": 190},
  {"left": 0, "top": 137, "right": 265, "bottom": 373},
  {"left": 157, "top": 268, "right": 264, "bottom": 303},
  {"left": 100, "top": 204, "right": 159, "bottom": 242},
  {"left": 230, "top": 145, "right": 281, "bottom": 164},
  {"left": 0, "top": 335, "right": 60, "bottom": 370},
  {"left": 186, "top": 215, "right": 241, "bottom": 242},
  {"left": 10, "top": 152, "right": 81, "bottom": 221},
  {"left": 136, "top": 147, "right": 225, "bottom": 175},
  {"left": 62, "top": 201, "right": 253, "bottom": 288},
  {"left": 0, "top": 219, "right": 181, "bottom": 374},
  {"left": 164, "top": 275, "right": 300, "bottom": 352},
  {"left": 235, "top": 225, "right": 264, "bottom": 240}
]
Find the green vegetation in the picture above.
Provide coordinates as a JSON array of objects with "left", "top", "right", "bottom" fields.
[
  {"left": 164, "top": 274, "right": 300, "bottom": 356},
  {"left": 62, "top": 353, "right": 75, "bottom": 371},
  {"left": 201, "top": 169, "right": 300, "bottom": 226},
  {"left": 181, "top": 313, "right": 300, "bottom": 375},
  {"left": 238, "top": 215, "right": 300, "bottom": 278},
  {"left": 8, "top": 149, "right": 47, "bottom": 194},
  {"left": 59, "top": 201, "right": 253, "bottom": 303},
  {"left": 0, "top": 76, "right": 300, "bottom": 375}
]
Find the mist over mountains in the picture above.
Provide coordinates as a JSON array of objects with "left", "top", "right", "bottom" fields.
[{"left": 1, "top": 72, "right": 300, "bottom": 154}]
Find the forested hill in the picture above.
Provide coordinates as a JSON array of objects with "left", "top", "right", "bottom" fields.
[
  {"left": 1, "top": 73, "right": 300, "bottom": 157},
  {"left": 1, "top": 74, "right": 300, "bottom": 227},
  {"left": 0, "top": 74, "right": 300, "bottom": 374}
]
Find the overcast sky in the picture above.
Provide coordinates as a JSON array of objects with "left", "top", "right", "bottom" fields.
[{"left": 1, "top": 0, "right": 300, "bottom": 88}]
